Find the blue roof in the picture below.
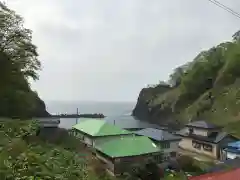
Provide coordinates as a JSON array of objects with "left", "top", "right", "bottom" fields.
[
  {"left": 224, "top": 148, "right": 240, "bottom": 154},
  {"left": 228, "top": 141, "right": 240, "bottom": 149},
  {"left": 224, "top": 141, "right": 240, "bottom": 153}
]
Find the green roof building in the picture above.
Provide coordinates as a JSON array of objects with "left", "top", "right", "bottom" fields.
[
  {"left": 71, "top": 119, "right": 133, "bottom": 147},
  {"left": 72, "top": 118, "right": 132, "bottom": 136},
  {"left": 95, "top": 136, "right": 160, "bottom": 158},
  {"left": 95, "top": 136, "right": 161, "bottom": 176}
]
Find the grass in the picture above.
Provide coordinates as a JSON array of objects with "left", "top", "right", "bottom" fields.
[{"left": 0, "top": 119, "right": 115, "bottom": 180}]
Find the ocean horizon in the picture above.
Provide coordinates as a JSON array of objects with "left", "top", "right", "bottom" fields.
[
  {"left": 45, "top": 101, "right": 140, "bottom": 129},
  {"left": 45, "top": 101, "right": 136, "bottom": 117}
]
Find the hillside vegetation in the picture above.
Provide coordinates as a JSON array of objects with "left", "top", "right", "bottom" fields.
[
  {"left": 0, "top": 2, "right": 49, "bottom": 118},
  {"left": 0, "top": 120, "right": 116, "bottom": 180},
  {"left": 133, "top": 30, "right": 240, "bottom": 136}
]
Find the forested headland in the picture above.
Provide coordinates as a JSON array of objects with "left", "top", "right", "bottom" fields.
[
  {"left": 133, "top": 29, "right": 240, "bottom": 136},
  {"left": 0, "top": 2, "right": 49, "bottom": 119}
]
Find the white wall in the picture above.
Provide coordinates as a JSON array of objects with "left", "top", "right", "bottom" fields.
[
  {"left": 192, "top": 128, "right": 208, "bottom": 136},
  {"left": 226, "top": 151, "right": 240, "bottom": 159},
  {"left": 179, "top": 137, "right": 218, "bottom": 159},
  {"left": 84, "top": 136, "right": 93, "bottom": 146},
  {"left": 182, "top": 127, "right": 219, "bottom": 137},
  {"left": 73, "top": 131, "right": 93, "bottom": 146},
  {"left": 187, "top": 127, "right": 219, "bottom": 137},
  {"left": 158, "top": 140, "right": 180, "bottom": 159}
]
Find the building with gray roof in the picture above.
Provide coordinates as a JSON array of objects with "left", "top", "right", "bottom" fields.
[
  {"left": 177, "top": 120, "right": 238, "bottom": 160},
  {"left": 134, "top": 128, "right": 181, "bottom": 160},
  {"left": 186, "top": 120, "right": 221, "bottom": 129}
]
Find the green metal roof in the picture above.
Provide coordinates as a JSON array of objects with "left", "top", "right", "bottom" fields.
[
  {"left": 95, "top": 136, "right": 160, "bottom": 158},
  {"left": 72, "top": 119, "right": 132, "bottom": 137}
]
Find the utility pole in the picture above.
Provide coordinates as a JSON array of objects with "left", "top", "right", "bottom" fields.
[{"left": 76, "top": 108, "right": 79, "bottom": 125}]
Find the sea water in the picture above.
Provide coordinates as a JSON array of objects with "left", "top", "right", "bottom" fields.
[{"left": 45, "top": 101, "right": 136, "bottom": 129}]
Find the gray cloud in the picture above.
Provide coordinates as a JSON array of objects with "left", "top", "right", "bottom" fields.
[{"left": 6, "top": 0, "right": 240, "bottom": 101}]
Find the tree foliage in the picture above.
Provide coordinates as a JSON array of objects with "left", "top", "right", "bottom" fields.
[
  {"left": 0, "top": 2, "right": 48, "bottom": 118},
  {"left": 0, "top": 120, "right": 112, "bottom": 180},
  {"left": 216, "top": 43, "right": 240, "bottom": 85},
  {"left": 0, "top": 2, "right": 40, "bottom": 80},
  {"left": 232, "top": 30, "right": 240, "bottom": 42},
  {"left": 169, "top": 66, "right": 185, "bottom": 87},
  {"left": 180, "top": 45, "right": 226, "bottom": 99},
  {"left": 167, "top": 36, "right": 239, "bottom": 105},
  {"left": 133, "top": 29, "right": 240, "bottom": 126},
  {"left": 127, "top": 160, "right": 162, "bottom": 180}
]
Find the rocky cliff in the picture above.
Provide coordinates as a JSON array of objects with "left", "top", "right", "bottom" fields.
[
  {"left": 132, "top": 84, "right": 172, "bottom": 122},
  {"left": 132, "top": 85, "right": 181, "bottom": 129}
]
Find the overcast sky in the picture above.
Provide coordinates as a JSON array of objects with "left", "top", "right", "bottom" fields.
[{"left": 5, "top": 0, "right": 240, "bottom": 102}]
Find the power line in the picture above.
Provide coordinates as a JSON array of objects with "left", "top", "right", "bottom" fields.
[
  {"left": 208, "top": 0, "right": 240, "bottom": 18},
  {"left": 213, "top": 0, "right": 240, "bottom": 17},
  {"left": 207, "top": 0, "right": 240, "bottom": 19}
]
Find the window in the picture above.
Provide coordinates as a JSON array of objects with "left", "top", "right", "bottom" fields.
[
  {"left": 69, "top": 129, "right": 77, "bottom": 136},
  {"left": 154, "top": 155, "right": 162, "bottom": 162},
  {"left": 68, "top": 130, "right": 74, "bottom": 136},
  {"left": 170, "top": 152, "right": 177, "bottom": 157},
  {"left": 161, "top": 142, "right": 170, "bottom": 149},
  {"left": 189, "top": 128, "right": 194, "bottom": 134},
  {"left": 192, "top": 140, "right": 201, "bottom": 149},
  {"left": 203, "top": 144, "right": 213, "bottom": 152},
  {"left": 75, "top": 132, "right": 84, "bottom": 140}
]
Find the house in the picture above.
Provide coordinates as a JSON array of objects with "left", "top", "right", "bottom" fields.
[
  {"left": 188, "top": 168, "right": 240, "bottom": 180},
  {"left": 222, "top": 141, "right": 240, "bottom": 160},
  {"left": 134, "top": 128, "right": 181, "bottom": 160},
  {"left": 177, "top": 120, "right": 237, "bottom": 160},
  {"left": 94, "top": 136, "right": 161, "bottom": 176},
  {"left": 71, "top": 119, "right": 133, "bottom": 147}
]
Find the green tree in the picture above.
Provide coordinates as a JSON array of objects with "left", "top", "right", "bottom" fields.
[
  {"left": 0, "top": 2, "right": 48, "bottom": 118},
  {"left": 0, "top": 2, "right": 40, "bottom": 80},
  {"left": 217, "top": 43, "right": 240, "bottom": 85},
  {"left": 169, "top": 67, "right": 185, "bottom": 87},
  {"left": 180, "top": 46, "right": 226, "bottom": 100},
  {"left": 232, "top": 30, "right": 240, "bottom": 42}
]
